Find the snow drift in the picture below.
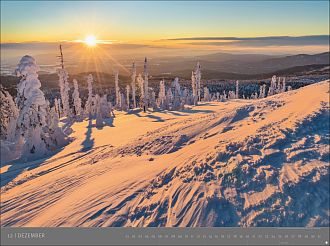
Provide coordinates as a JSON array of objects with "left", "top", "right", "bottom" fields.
[{"left": 1, "top": 80, "right": 329, "bottom": 227}]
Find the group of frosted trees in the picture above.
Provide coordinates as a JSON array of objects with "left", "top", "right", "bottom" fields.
[
  {"left": 200, "top": 75, "right": 290, "bottom": 102},
  {"left": 1, "top": 56, "right": 68, "bottom": 161},
  {"left": 1, "top": 54, "right": 292, "bottom": 162}
]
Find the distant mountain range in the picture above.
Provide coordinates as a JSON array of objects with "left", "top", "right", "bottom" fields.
[
  {"left": 1, "top": 52, "right": 329, "bottom": 84},
  {"left": 151, "top": 52, "right": 329, "bottom": 78}
]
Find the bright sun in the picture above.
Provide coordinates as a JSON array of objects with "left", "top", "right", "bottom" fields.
[{"left": 85, "top": 35, "right": 97, "bottom": 46}]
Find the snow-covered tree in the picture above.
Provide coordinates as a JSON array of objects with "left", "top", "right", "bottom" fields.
[
  {"left": 203, "top": 87, "right": 211, "bottom": 101},
  {"left": 131, "top": 62, "right": 137, "bottom": 108},
  {"left": 72, "top": 79, "right": 82, "bottom": 117},
  {"left": 259, "top": 84, "right": 267, "bottom": 99},
  {"left": 0, "top": 89, "right": 19, "bottom": 141},
  {"left": 143, "top": 57, "right": 149, "bottom": 106},
  {"left": 223, "top": 90, "right": 227, "bottom": 100},
  {"left": 287, "top": 85, "right": 292, "bottom": 91},
  {"left": 268, "top": 75, "right": 277, "bottom": 96},
  {"left": 251, "top": 92, "right": 258, "bottom": 99},
  {"left": 57, "top": 68, "right": 71, "bottom": 117},
  {"left": 182, "top": 88, "right": 189, "bottom": 105},
  {"left": 150, "top": 90, "right": 157, "bottom": 111},
  {"left": 85, "top": 74, "right": 94, "bottom": 118},
  {"left": 166, "top": 88, "right": 173, "bottom": 109},
  {"left": 281, "top": 77, "right": 286, "bottom": 93},
  {"left": 55, "top": 98, "right": 63, "bottom": 118},
  {"left": 228, "top": 90, "right": 236, "bottom": 99},
  {"left": 46, "top": 106, "right": 68, "bottom": 148},
  {"left": 95, "top": 94, "right": 103, "bottom": 127},
  {"left": 120, "top": 92, "right": 127, "bottom": 111},
  {"left": 114, "top": 70, "right": 120, "bottom": 109},
  {"left": 195, "top": 62, "right": 201, "bottom": 102},
  {"left": 158, "top": 79, "right": 166, "bottom": 110},
  {"left": 191, "top": 71, "right": 197, "bottom": 105},
  {"left": 172, "top": 77, "right": 181, "bottom": 110},
  {"left": 126, "top": 84, "right": 130, "bottom": 111},
  {"left": 216, "top": 92, "right": 220, "bottom": 101},
  {"left": 276, "top": 77, "right": 282, "bottom": 93},
  {"left": 15, "top": 55, "right": 48, "bottom": 160},
  {"left": 100, "top": 95, "right": 110, "bottom": 118},
  {"left": 235, "top": 80, "right": 239, "bottom": 99},
  {"left": 137, "top": 73, "right": 146, "bottom": 111},
  {"left": 54, "top": 98, "right": 60, "bottom": 117}
]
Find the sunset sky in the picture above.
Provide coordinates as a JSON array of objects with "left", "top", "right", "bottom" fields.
[
  {"left": 1, "top": 1, "right": 329, "bottom": 56},
  {"left": 1, "top": 1, "right": 329, "bottom": 42}
]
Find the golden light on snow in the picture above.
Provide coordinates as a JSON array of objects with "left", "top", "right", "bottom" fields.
[{"left": 85, "top": 35, "right": 97, "bottom": 47}]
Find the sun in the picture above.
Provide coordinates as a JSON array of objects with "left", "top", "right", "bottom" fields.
[{"left": 85, "top": 35, "right": 97, "bottom": 47}]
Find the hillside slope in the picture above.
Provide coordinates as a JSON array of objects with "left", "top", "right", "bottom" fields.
[{"left": 1, "top": 81, "right": 329, "bottom": 227}]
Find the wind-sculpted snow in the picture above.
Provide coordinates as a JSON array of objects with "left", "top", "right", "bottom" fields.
[{"left": 1, "top": 81, "right": 329, "bottom": 227}]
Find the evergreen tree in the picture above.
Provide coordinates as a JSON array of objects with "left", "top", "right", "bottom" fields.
[
  {"left": 126, "top": 84, "right": 130, "bottom": 111},
  {"left": 203, "top": 87, "right": 211, "bottom": 101},
  {"left": 95, "top": 94, "right": 103, "bottom": 127},
  {"left": 85, "top": 74, "right": 94, "bottom": 118},
  {"left": 15, "top": 55, "right": 48, "bottom": 160},
  {"left": 0, "top": 89, "right": 19, "bottom": 141},
  {"left": 158, "top": 80, "right": 166, "bottom": 110},
  {"left": 72, "top": 79, "right": 82, "bottom": 117},
  {"left": 131, "top": 62, "right": 137, "bottom": 108},
  {"left": 57, "top": 68, "right": 71, "bottom": 117},
  {"left": 114, "top": 70, "right": 120, "bottom": 109},
  {"left": 172, "top": 77, "right": 181, "bottom": 110},
  {"left": 235, "top": 80, "right": 239, "bottom": 99}
]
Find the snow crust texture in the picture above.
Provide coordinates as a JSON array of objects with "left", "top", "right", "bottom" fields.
[{"left": 1, "top": 81, "right": 329, "bottom": 227}]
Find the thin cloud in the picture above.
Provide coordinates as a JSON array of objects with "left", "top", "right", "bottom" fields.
[{"left": 168, "top": 35, "right": 330, "bottom": 47}]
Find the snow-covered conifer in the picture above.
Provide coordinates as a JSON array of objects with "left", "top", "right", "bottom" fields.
[
  {"left": 114, "top": 70, "right": 120, "bottom": 109},
  {"left": 137, "top": 74, "right": 145, "bottom": 110},
  {"left": 191, "top": 71, "right": 197, "bottom": 105},
  {"left": 47, "top": 106, "right": 68, "bottom": 148},
  {"left": 131, "top": 62, "right": 137, "bottom": 108},
  {"left": 0, "top": 90, "right": 19, "bottom": 141},
  {"left": 172, "top": 77, "right": 181, "bottom": 110},
  {"left": 57, "top": 68, "right": 71, "bottom": 117},
  {"left": 276, "top": 77, "right": 282, "bottom": 93},
  {"left": 235, "top": 80, "right": 239, "bottom": 99},
  {"left": 166, "top": 88, "right": 173, "bottom": 109},
  {"left": 228, "top": 90, "right": 236, "bottom": 99},
  {"left": 216, "top": 92, "right": 220, "bottom": 101},
  {"left": 150, "top": 90, "right": 157, "bottom": 111},
  {"left": 120, "top": 92, "right": 127, "bottom": 111},
  {"left": 281, "top": 77, "right": 286, "bottom": 93},
  {"left": 15, "top": 55, "right": 48, "bottom": 160},
  {"left": 54, "top": 98, "right": 62, "bottom": 118},
  {"left": 195, "top": 62, "right": 201, "bottom": 102},
  {"left": 143, "top": 58, "right": 149, "bottom": 105},
  {"left": 100, "top": 95, "right": 109, "bottom": 118},
  {"left": 223, "top": 90, "right": 227, "bottom": 100},
  {"left": 158, "top": 80, "right": 166, "bottom": 109},
  {"left": 259, "top": 84, "right": 266, "bottom": 99},
  {"left": 85, "top": 74, "right": 94, "bottom": 118},
  {"left": 203, "top": 87, "right": 211, "bottom": 102},
  {"left": 72, "top": 79, "right": 82, "bottom": 117},
  {"left": 268, "top": 75, "right": 277, "bottom": 96},
  {"left": 95, "top": 94, "right": 103, "bottom": 127},
  {"left": 182, "top": 88, "right": 188, "bottom": 105},
  {"left": 126, "top": 84, "right": 130, "bottom": 111}
]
